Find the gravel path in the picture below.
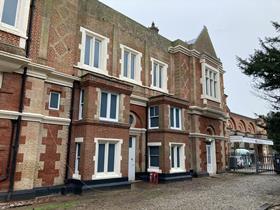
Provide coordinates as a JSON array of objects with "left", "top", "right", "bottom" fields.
[{"left": 12, "top": 173, "right": 280, "bottom": 210}]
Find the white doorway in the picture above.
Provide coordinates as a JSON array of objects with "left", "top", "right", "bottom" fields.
[
  {"left": 206, "top": 140, "right": 216, "bottom": 175},
  {"left": 128, "top": 136, "right": 136, "bottom": 181}
]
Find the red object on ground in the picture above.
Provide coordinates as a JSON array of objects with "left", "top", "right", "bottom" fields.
[{"left": 149, "top": 172, "right": 159, "bottom": 184}]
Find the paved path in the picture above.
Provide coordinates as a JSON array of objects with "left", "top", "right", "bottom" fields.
[{"left": 13, "top": 173, "right": 280, "bottom": 210}]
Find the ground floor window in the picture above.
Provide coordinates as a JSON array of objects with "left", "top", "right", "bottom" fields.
[
  {"left": 74, "top": 143, "right": 81, "bottom": 175},
  {"left": 148, "top": 143, "right": 162, "bottom": 173},
  {"left": 94, "top": 138, "right": 122, "bottom": 179},
  {"left": 170, "top": 143, "right": 186, "bottom": 173}
]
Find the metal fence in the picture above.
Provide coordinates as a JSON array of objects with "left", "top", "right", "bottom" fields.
[{"left": 226, "top": 154, "right": 276, "bottom": 174}]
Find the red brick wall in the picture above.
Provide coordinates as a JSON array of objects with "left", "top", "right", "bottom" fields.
[
  {"left": 199, "top": 139, "right": 207, "bottom": 173},
  {"left": 38, "top": 124, "right": 63, "bottom": 186},
  {"left": 215, "top": 140, "right": 223, "bottom": 172},
  {"left": 0, "top": 31, "right": 20, "bottom": 47},
  {"left": 130, "top": 104, "right": 146, "bottom": 128},
  {"left": 70, "top": 124, "right": 129, "bottom": 180},
  {"left": 148, "top": 131, "right": 191, "bottom": 174},
  {"left": 199, "top": 116, "right": 221, "bottom": 136},
  {"left": 0, "top": 120, "right": 13, "bottom": 192},
  {"left": 0, "top": 73, "right": 22, "bottom": 111}
]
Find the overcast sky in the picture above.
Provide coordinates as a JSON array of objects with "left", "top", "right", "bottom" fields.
[{"left": 100, "top": 0, "right": 280, "bottom": 118}]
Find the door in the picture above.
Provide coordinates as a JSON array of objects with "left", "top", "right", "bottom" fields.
[
  {"left": 128, "top": 136, "right": 136, "bottom": 181},
  {"left": 206, "top": 144, "right": 213, "bottom": 174}
]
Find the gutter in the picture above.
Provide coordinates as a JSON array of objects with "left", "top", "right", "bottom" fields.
[{"left": 6, "top": 0, "right": 35, "bottom": 201}]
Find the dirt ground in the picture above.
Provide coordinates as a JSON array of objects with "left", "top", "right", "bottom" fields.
[{"left": 4, "top": 173, "right": 280, "bottom": 210}]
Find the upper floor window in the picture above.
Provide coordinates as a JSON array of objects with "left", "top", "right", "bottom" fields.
[
  {"left": 0, "top": 0, "right": 31, "bottom": 39},
  {"left": 170, "top": 107, "right": 182, "bottom": 130},
  {"left": 1, "top": 0, "right": 18, "bottom": 27},
  {"left": 49, "top": 92, "right": 60, "bottom": 110},
  {"left": 151, "top": 58, "right": 168, "bottom": 92},
  {"left": 202, "top": 62, "right": 221, "bottom": 102},
  {"left": 120, "top": 45, "right": 142, "bottom": 85},
  {"left": 149, "top": 106, "right": 159, "bottom": 128},
  {"left": 78, "top": 89, "right": 84, "bottom": 120},
  {"left": 100, "top": 91, "right": 119, "bottom": 122},
  {"left": 79, "top": 27, "right": 109, "bottom": 74}
]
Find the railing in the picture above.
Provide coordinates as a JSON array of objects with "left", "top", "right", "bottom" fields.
[{"left": 226, "top": 154, "right": 275, "bottom": 174}]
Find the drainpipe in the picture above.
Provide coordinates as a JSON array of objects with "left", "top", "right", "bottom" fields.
[
  {"left": 145, "top": 105, "right": 149, "bottom": 173},
  {"left": 64, "top": 81, "right": 77, "bottom": 183},
  {"left": 6, "top": 0, "right": 35, "bottom": 200},
  {"left": 0, "top": 121, "right": 16, "bottom": 182}
]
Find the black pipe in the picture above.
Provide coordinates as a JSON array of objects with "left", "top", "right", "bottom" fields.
[
  {"left": 145, "top": 105, "right": 149, "bottom": 173},
  {"left": 0, "top": 120, "right": 16, "bottom": 182},
  {"left": 6, "top": 0, "right": 35, "bottom": 200},
  {"left": 64, "top": 81, "right": 77, "bottom": 183},
  {"left": 7, "top": 68, "right": 27, "bottom": 200},
  {"left": 25, "top": 0, "right": 35, "bottom": 58}
]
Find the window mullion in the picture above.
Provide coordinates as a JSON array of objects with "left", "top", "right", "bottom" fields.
[
  {"left": 174, "top": 146, "right": 177, "bottom": 169},
  {"left": 173, "top": 109, "right": 176, "bottom": 128},
  {"left": 107, "top": 93, "right": 111, "bottom": 119},
  {"left": 156, "top": 65, "right": 159, "bottom": 88},
  {"left": 128, "top": 52, "right": 131, "bottom": 79},
  {"left": 104, "top": 142, "right": 109, "bottom": 173},
  {"left": 90, "top": 37, "right": 94, "bottom": 67}
]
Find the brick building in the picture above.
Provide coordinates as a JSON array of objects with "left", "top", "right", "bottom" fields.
[
  {"left": 228, "top": 112, "right": 273, "bottom": 156},
  {"left": 0, "top": 0, "right": 230, "bottom": 200}
]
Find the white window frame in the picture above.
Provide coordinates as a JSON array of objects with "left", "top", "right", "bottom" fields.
[
  {"left": 150, "top": 58, "right": 168, "bottom": 93},
  {"left": 0, "top": 72, "right": 3, "bottom": 88},
  {"left": 119, "top": 44, "right": 142, "bottom": 85},
  {"left": 0, "top": 0, "right": 31, "bottom": 40},
  {"left": 169, "top": 107, "right": 182, "bottom": 130},
  {"left": 169, "top": 143, "right": 186, "bottom": 173},
  {"left": 48, "top": 91, "right": 61, "bottom": 111},
  {"left": 99, "top": 91, "right": 119, "bottom": 122},
  {"left": 93, "top": 138, "right": 123, "bottom": 180},
  {"left": 147, "top": 142, "right": 162, "bottom": 173},
  {"left": 148, "top": 106, "right": 159, "bottom": 129},
  {"left": 78, "top": 27, "right": 109, "bottom": 75},
  {"left": 201, "top": 61, "right": 221, "bottom": 102},
  {"left": 73, "top": 137, "right": 83, "bottom": 180},
  {"left": 78, "top": 89, "right": 84, "bottom": 120}
]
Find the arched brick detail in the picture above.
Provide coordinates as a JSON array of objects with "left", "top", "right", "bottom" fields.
[
  {"left": 228, "top": 118, "right": 236, "bottom": 130},
  {"left": 238, "top": 120, "right": 246, "bottom": 133},
  {"left": 199, "top": 117, "right": 221, "bottom": 135}
]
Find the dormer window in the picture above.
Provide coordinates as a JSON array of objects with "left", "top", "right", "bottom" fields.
[{"left": 201, "top": 61, "right": 221, "bottom": 102}]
